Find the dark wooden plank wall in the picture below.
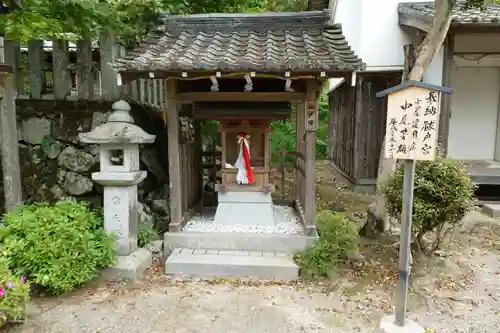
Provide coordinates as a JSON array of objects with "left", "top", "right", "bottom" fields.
[
  {"left": 354, "top": 73, "right": 400, "bottom": 182},
  {"left": 328, "top": 81, "right": 356, "bottom": 182},
  {"left": 328, "top": 72, "right": 401, "bottom": 184},
  {"left": 180, "top": 120, "right": 203, "bottom": 217}
]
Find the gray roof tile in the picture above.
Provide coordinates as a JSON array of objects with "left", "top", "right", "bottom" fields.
[
  {"left": 399, "top": 1, "right": 500, "bottom": 25},
  {"left": 113, "top": 11, "right": 363, "bottom": 73}
]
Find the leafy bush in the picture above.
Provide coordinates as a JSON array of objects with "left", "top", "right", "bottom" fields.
[
  {"left": 0, "top": 201, "right": 116, "bottom": 295},
  {"left": 269, "top": 95, "right": 329, "bottom": 161},
  {"left": 382, "top": 158, "right": 476, "bottom": 253},
  {"left": 294, "top": 211, "right": 359, "bottom": 278},
  {"left": 0, "top": 257, "right": 29, "bottom": 327},
  {"left": 138, "top": 225, "right": 156, "bottom": 248}
]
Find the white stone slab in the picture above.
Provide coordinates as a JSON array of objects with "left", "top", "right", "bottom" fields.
[
  {"left": 214, "top": 191, "right": 276, "bottom": 226},
  {"left": 92, "top": 171, "right": 146, "bottom": 186},
  {"left": 214, "top": 202, "right": 275, "bottom": 226}
]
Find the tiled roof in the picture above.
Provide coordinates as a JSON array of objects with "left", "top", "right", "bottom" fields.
[
  {"left": 113, "top": 11, "right": 363, "bottom": 73},
  {"left": 399, "top": 1, "right": 500, "bottom": 25}
]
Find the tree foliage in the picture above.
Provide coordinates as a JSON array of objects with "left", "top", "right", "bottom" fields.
[{"left": 0, "top": 0, "right": 308, "bottom": 45}]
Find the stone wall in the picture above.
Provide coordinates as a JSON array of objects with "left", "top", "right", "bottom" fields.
[{"left": 0, "top": 100, "right": 170, "bottom": 232}]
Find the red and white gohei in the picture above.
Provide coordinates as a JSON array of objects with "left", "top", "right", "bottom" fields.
[{"left": 234, "top": 132, "right": 254, "bottom": 185}]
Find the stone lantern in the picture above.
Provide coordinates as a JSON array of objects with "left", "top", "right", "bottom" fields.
[{"left": 78, "top": 100, "right": 155, "bottom": 280}]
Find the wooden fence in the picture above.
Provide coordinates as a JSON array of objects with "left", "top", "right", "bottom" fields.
[{"left": 3, "top": 33, "right": 165, "bottom": 108}]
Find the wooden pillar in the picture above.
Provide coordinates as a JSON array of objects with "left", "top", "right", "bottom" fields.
[
  {"left": 76, "top": 37, "right": 94, "bottom": 100},
  {"left": 439, "top": 34, "right": 454, "bottom": 155},
  {"left": 194, "top": 119, "right": 203, "bottom": 203},
  {"left": 27, "top": 40, "right": 44, "bottom": 99},
  {"left": 0, "top": 40, "right": 23, "bottom": 211},
  {"left": 99, "top": 30, "right": 120, "bottom": 101},
  {"left": 166, "top": 79, "right": 183, "bottom": 232},
  {"left": 353, "top": 76, "right": 364, "bottom": 181},
  {"left": 295, "top": 102, "right": 305, "bottom": 203},
  {"left": 52, "top": 40, "right": 71, "bottom": 100},
  {"left": 4, "top": 41, "right": 23, "bottom": 94},
  {"left": 303, "top": 80, "right": 319, "bottom": 235}
]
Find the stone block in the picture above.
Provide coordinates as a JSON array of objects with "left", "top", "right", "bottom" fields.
[
  {"left": 379, "top": 315, "right": 425, "bottom": 333},
  {"left": 102, "top": 185, "right": 139, "bottom": 256},
  {"left": 101, "top": 248, "right": 152, "bottom": 282},
  {"left": 214, "top": 192, "right": 275, "bottom": 226},
  {"left": 165, "top": 248, "right": 299, "bottom": 280},
  {"left": 164, "top": 231, "right": 317, "bottom": 256},
  {"left": 20, "top": 117, "right": 52, "bottom": 145},
  {"left": 482, "top": 203, "right": 500, "bottom": 218}
]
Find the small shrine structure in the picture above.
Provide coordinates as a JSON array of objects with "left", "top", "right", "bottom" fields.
[{"left": 113, "top": 10, "right": 363, "bottom": 238}]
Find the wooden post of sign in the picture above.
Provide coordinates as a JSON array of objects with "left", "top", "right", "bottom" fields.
[
  {"left": 375, "top": 81, "right": 453, "bottom": 332},
  {"left": 395, "top": 159, "right": 415, "bottom": 325}
]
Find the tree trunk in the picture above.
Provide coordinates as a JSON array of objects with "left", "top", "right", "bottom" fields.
[{"left": 360, "top": 0, "right": 454, "bottom": 238}]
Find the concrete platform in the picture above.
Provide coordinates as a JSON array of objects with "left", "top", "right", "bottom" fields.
[
  {"left": 482, "top": 202, "right": 500, "bottom": 218},
  {"left": 214, "top": 192, "right": 275, "bottom": 226},
  {"left": 165, "top": 248, "right": 299, "bottom": 280},
  {"left": 164, "top": 231, "right": 316, "bottom": 256}
]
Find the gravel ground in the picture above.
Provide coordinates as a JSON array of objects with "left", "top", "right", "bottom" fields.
[
  {"left": 5, "top": 212, "right": 500, "bottom": 333},
  {"left": 183, "top": 205, "right": 304, "bottom": 234}
]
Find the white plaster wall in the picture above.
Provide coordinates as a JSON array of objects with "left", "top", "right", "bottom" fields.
[
  {"left": 328, "top": 0, "right": 444, "bottom": 91},
  {"left": 423, "top": 46, "right": 444, "bottom": 85},
  {"left": 447, "top": 66, "right": 500, "bottom": 160},
  {"left": 334, "top": 0, "right": 362, "bottom": 59},
  {"left": 332, "top": 0, "right": 432, "bottom": 70}
]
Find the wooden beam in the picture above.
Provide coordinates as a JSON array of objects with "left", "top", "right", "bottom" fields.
[
  {"left": 166, "top": 79, "right": 183, "bottom": 232},
  {"left": 439, "top": 34, "right": 454, "bottom": 154},
  {"left": 176, "top": 92, "right": 306, "bottom": 103}
]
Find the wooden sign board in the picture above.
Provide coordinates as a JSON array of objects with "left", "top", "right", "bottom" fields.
[{"left": 376, "top": 81, "right": 454, "bottom": 161}]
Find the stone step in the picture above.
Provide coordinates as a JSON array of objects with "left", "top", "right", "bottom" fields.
[
  {"left": 164, "top": 231, "right": 317, "bottom": 255},
  {"left": 165, "top": 248, "right": 299, "bottom": 280},
  {"left": 482, "top": 202, "right": 500, "bottom": 218}
]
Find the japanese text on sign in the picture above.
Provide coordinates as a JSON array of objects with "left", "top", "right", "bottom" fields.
[{"left": 385, "top": 87, "right": 440, "bottom": 161}]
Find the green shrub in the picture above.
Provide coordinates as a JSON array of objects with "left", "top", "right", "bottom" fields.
[
  {"left": 138, "top": 225, "right": 156, "bottom": 248},
  {"left": 0, "top": 256, "right": 30, "bottom": 327},
  {"left": 294, "top": 211, "right": 359, "bottom": 278},
  {"left": 381, "top": 158, "right": 475, "bottom": 253},
  {"left": 0, "top": 201, "right": 116, "bottom": 295}
]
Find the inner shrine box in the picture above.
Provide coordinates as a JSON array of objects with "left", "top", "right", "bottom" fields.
[{"left": 192, "top": 101, "right": 291, "bottom": 192}]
